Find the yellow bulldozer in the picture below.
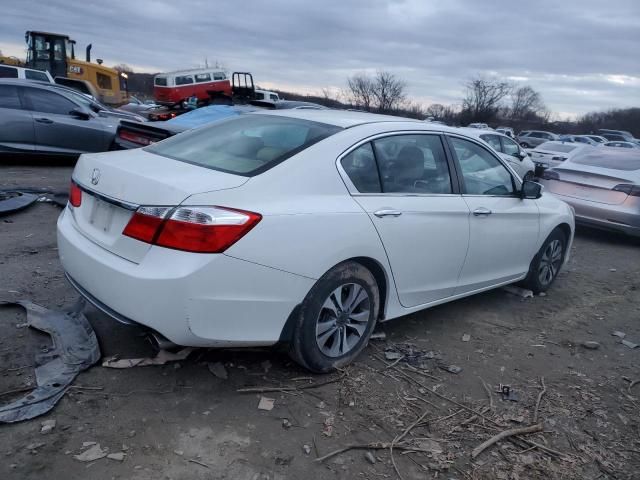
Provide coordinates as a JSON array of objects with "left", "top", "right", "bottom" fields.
[{"left": 20, "top": 31, "right": 128, "bottom": 106}]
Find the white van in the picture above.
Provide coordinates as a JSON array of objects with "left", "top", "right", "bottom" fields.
[{"left": 0, "top": 64, "right": 54, "bottom": 83}]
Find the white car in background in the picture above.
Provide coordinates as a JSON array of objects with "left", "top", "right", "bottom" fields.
[
  {"left": 460, "top": 128, "right": 536, "bottom": 180},
  {"left": 529, "top": 141, "right": 587, "bottom": 171},
  {"left": 57, "top": 110, "right": 574, "bottom": 372}
]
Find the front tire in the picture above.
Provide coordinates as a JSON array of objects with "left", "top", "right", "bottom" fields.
[
  {"left": 520, "top": 142, "right": 531, "bottom": 148},
  {"left": 289, "top": 262, "right": 379, "bottom": 373},
  {"left": 522, "top": 228, "right": 567, "bottom": 294}
]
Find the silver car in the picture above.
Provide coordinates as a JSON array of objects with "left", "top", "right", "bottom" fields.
[
  {"left": 517, "top": 130, "right": 558, "bottom": 148},
  {"left": 0, "top": 79, "right": 131, "bottom": 155},
  {"left": 540, "top": 147, "right": 640, "bottom": 236}
]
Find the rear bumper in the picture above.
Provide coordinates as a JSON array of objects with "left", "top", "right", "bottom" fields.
[
  {"left": 57, "top": 208, "right": 314, "bottom": 347},
  {"left": 548, "top": 192, "right": 640, "bottom": 236}
]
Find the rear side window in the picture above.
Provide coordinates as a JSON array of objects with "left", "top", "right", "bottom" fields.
[
  {"left": 341, "top": 143, "right": 381, "bottom": 193},
  {"left": 0, "top": 66, "right": 18, "bottom": 78},
  {"left": 213, "top": 73, "right": 226, "bottom": 80},
  {"left": 195, "top": 73, "right": 211, "bottom": 82},
  {"left": 146, "top": 115, "right": 341, "bottom": 176},
  {"left": 24, "top": 88, "right": 77, "bottom": 115},
  {"left": 175, "top": 75, "right": 194, "bottom": 85},
  {"left": 154, "top": 77, "right": 168, "bottom": 86},
  {"left": 25, "top": 70, "right": 50, "bottom": 82},
  {"left": 0, "top": 85, "right": 21, "bottom": 109}
]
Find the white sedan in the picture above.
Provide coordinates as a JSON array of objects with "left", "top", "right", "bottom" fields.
[{"left": 57, "top": 110, "right": 575, "bottom": 372}]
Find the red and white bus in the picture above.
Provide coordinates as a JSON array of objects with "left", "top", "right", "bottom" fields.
[{"left": 153, "top": 68, "right": 232, "bottom": 106}]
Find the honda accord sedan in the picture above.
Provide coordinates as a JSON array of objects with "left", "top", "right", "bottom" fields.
[{"left": 57, "top": 110, "right": 575, "bottom": 372}]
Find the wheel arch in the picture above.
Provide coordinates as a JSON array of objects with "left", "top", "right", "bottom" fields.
[{"left": 277, "top": 256, "right": 391, "bottom": 344}]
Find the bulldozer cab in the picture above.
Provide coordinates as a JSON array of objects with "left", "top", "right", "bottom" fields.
[{"left": 25, "top": 31, "right": 73, "bottom": 78}]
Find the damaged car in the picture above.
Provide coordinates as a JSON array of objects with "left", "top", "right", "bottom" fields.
[{"left": 57, "top": 110, "right": 575, "bottom": 372}]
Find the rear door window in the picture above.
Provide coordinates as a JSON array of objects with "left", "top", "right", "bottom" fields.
[
  {"left": 146, "top": 115, "right": 341, "bottom": 176},
  {"left": 24, "top": 88, "right": 77, "bottom": 115},
  {"left": 373, "top": 134, "right": 452, "bottom": 194},
  {"left": 0, "top": 85, "right": 22, "bottom": 109},
  {"left": 195, "top": 73, "right": 211, "bottom": 83}
]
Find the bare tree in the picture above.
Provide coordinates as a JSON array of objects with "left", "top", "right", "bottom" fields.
[
  {"left": 462, "top": 76, "right": 512, "bottom": 122},
  {"left": 426, "top": 103, "right": 446, "bottom": 119},
  {"left": 373, "top": 71, "right": 406, "bottom": 113},
  {"left": 346, "top": 71, "right": 407, "bottom": 112},
  {"left": 509, "top": 85, "right": 545, "bottom": 119},
  {"left": 113, "top": 63, "right": 133, "bottom": 74},
  {"left": 346, "top": 74, "right": 376, "bottom": 111}
]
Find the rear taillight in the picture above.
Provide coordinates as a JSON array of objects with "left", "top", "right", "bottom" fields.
[
  {"left": 612, "top": 184, "right": 640, "bottom": 197},
  {"left": 541, "top": 170, "right": 560, "bottom": 180},
  {"left": 69, "top": 181, "right": 82, "bottom": 207},
  {"left": 123, "top": 206, "right": 261, "bottom": 253},
  {"left": 118, "top": 129, "right": 153, "bottom": 146}
]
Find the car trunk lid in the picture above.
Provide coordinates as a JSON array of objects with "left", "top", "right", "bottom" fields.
[
  {"left": 70, "top": 149, "right": 249, "bottom": 263},
  {"left": 546, "top": 168, "right": 634, "bottom": 205}
]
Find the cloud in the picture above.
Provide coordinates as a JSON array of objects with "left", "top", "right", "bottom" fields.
[{"left": 3, "top": 0, "right": 639, "bottom": 115}]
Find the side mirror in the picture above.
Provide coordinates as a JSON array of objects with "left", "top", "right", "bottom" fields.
[
  {"left": 70, "top": 108, "right": 91, "bottom": 120},
  {"left": 521, "top": 180, "right": 542, "bottom": 200}
]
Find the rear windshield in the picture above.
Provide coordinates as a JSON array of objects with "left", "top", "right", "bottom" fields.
[
  {"left": 572, "top": 148, "right": 640, "bottom": 171},
  {"left": 146, "top": 114, "right": 342, "bottom": 176},
  {"left": 536, "top": 142, "right": 577, "bottom": 153}
]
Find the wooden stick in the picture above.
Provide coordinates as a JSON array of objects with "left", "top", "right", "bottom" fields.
[
  {"left": 237, "top": 374, "right": 345, "bottom": 393},
  {"left": 472, "top": 424, "right": 543, "bottom": 458},
  {"left": 0, "top": 386, "right": 32, "bottom": 398},
  {"left": 533, "top": 377, "right": 547, "bottom": 424},
  {"left": 187, "top": 458, "right": 211, "bottom": 469},
  {"left": 479, "top": 377, "right": 494, "bottom": 409},
  {"left": 314, "top": 442, "right": 440, "bottom": 463}
]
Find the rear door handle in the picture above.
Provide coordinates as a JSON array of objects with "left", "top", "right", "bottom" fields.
[
  {"left": 473, "top": 207, "right": 492, "bottom": 216},
  {"left": 35, "top": 118, "right": 54, "bottom": 124},
  {"left": 374, "top": 209, "right": 402, "bottom": 218}
]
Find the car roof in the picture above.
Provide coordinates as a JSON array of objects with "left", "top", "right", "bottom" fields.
[
  {"left": 0, "top": 78, "right": 54, "bottom": 88},
  {"left": 250, "top": 108, "right": 455, "bottom": 129},
  {"left": 457, "top": 127, "right": 511, "bottom": 140}
]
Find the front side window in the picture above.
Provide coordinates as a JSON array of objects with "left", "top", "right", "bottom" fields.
[
  {"left": 24, "top": 88, "right": 77, "bottom": 115},
  {"left": 195, "top": 73, "right": 211, "bottom": 83},
  {"left": 450, "top": 137, "right": 515, "bottom": 196},
  {"left": 175, "top": 75, "right": 194, "bottom": 85},
  {"left": 154, "top": 77, "right": 168, "bottom": 86},
  {"left": 25, "top": 69, "right": 50, "bottom": 82},
  {"left": 501, "top": 136, "right": 520, "bottom": 156},
  {"left": 146, "top": 115, "right": 341, "bottom": 176},
  {"left": 0, "top": 85, "right": 21, "bottom": 109},
  {"left": 480, "top": 134, "right": 502, "bottom": 152},
  {"left": 0, "top": 66, "right": 18, "bottom": 78},
  {"left": 96, "top": 72, "right": 112, "bottom": 90},
  {"left": 373, "top": 134, "right": 452, "bottom": 194},
  {"left": 529, "top": 132, "right": 543, "bottom": 138},
  {"left": 341, "top": 143, "right": 381, "bottom": 193}
]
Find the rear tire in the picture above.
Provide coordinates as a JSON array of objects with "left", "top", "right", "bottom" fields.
[
  {"left": 522, "top": 228, "right": 567, "bottom": 294},
  {"left": 289, "top": 262, "right": 379, "bottom": 373}
]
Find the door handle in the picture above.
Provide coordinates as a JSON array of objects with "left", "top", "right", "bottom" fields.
[
  {"left": 35, "top": 118, "right": 54, "bottom": 124},
  {"left": 473, "top": 207, "right": 492, "bottom": 216},
  {"left": 374, "top": 209, "right": 402, "bottom": 218}
]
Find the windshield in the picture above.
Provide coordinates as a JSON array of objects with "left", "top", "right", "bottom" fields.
[
  {"left": 146, "top": 114, "right": 342, "bottom": 176},
  {"left": 572, "top": 148, "right": 640, "bottom": 171},
  {"left": 57, "top": 87, "right": 104, "bottom": 112}
]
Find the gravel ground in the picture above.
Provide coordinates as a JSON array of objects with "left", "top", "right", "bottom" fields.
[{"left": 1, "top": 162, "right": 639, "bottom": 480}]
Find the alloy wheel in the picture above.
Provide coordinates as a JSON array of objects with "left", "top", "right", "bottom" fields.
[
  {"left": 315, "top": 283, "right": 371, "bottom": 358},
  {"left": 538, "top": 239, "right": 563, "bottom": 286}
]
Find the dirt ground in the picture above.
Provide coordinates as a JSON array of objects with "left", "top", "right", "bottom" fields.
[{"left": 1, "top": 161, "right": 639, "bottom": 480}]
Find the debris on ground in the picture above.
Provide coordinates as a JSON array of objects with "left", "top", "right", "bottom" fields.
[
  {"left": 0, "top": 191, "right": 39, "bottom": 215},
  {"left": 501, "top": 285, "right": 534, "bottom": 298},
  {"left": 73, "top": 444, "right": 107, "bottom": 462},
  {"left": 370, "top": 331, "right": 387, "bottom": 340},
  {"left": 257, "top": 396, "right": 275, "bottom": 411},
  {"left": 0, "top": 300, "right": 100, "bottom": 423},
  {"left": 437, "top": 361, "right": 462, "bottom": 374},
  {"left": 384, "top": 343, "right": 436, "bottom": 368},
  {"left": 207, "top": 361, "right": 228, "bottom": 379},
  {"left": 322, "top": 415, "right": 335, "bottom": 437},
  {"left": 496, "top": 384, "right": 519, "bottom": 402},
  {"left": 102, "top": 348, "right": 193, "bottom": 368},
  {"left": 364, "top": 451, "right": 376, "bottom": 464},
  {"left": 621, "top": 339, "right": 639, "bottom": 349},
  {"left": 282, "top": 418, "right": 292, "bottom": 429},
  {"left": 611, "top": 330, "right": 626, "bottom": 339},
  {"left": 581, "top": 340, "right": 600, "bottom": 350},
  {"left": 106, "top": 452, "right": 126, "bottom": 461},
  {"left": 40, "top": 419, "right": 56, "bottom": 434},
  {"left": 302, "top": 444, "right": 312, "bottom": 455},
  {"left": 461, "top": 333, "right": 471, "bottom": 342}
]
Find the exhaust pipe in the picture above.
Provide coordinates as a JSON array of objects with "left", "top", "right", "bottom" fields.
[
  {"left": 147, "top": 331, "right": 178, "bottom": 351},
  {"left": 85, "top": 44, "right": 92, "bottom": 63}
]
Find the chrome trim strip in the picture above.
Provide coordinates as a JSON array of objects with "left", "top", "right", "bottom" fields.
[{"left": 73, "top": 179, "right": 139, "bottom": 211}]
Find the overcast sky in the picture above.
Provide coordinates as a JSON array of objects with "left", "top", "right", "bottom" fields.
[{"left": 2, "top": 0, "right": 638, "bottom": 117}]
